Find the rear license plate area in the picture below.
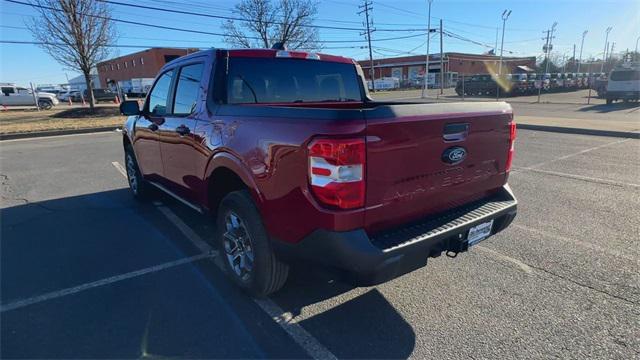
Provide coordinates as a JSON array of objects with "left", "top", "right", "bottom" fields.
[{"left": 467, "top": 220, "right": 494, "bottom": 246}]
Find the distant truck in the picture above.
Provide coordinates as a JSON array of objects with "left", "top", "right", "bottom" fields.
[
  {"left": 605, "top": 63, "right": 640, "bottom": 104},
  {"left": 83, "top": 88, "right": 117, "bottom": 103},
  {"left": 119, "top": 78, "right": 154, "bottom": 98},
  {"left": 367, "top": 77, "right": 400, "bottom": 90},
  {"left": 0, "top": 84, "right": 59, "bottom": 109}
]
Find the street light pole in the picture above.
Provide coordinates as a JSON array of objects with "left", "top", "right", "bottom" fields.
[
  {"left": 635, "top": 36, "right": 639, "bottom": 61},
  {"left": 601, "top": 26, "right": 612, "bottom": 73},
  {"left": 421, "top": 0, "right": 434, "bottom": 98},
  {"left": 496, "top": 9, "right": 511, "bottom": 100},
  {"left": 577, "top": 30, "right": 587, "bottom": 73}
]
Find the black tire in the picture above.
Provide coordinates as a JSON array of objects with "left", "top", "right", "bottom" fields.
[
  {"left": 216, "top": 190, "right": 289, "bottom": 297},
  {"left": 38, "top": 99, "right": 52, "bottom": 110},
  {"left": 124, "top": 145, "right": 152, "bottom": 200}
]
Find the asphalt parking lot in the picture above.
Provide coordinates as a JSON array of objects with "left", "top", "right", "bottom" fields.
[{"left": 1, "top": 127, "right": 639, "bottom": 358}]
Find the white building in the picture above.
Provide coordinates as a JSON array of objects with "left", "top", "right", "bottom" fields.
[{"left": 67, "top": 74, "right": 101, "bottom": 91}]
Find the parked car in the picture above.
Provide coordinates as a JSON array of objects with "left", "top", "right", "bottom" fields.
[
  {"left": 605, "top": 63, "right": 640, "bottom": 104},
  {"left": 511, "top": 73, "right": 530, "bottom": 95},
  {"left": 455, "top": 74, "right": 496, "bottom": 96},
  {"left": 84, "top": 88, "right": 116, "bottom": 103},
  {"left": 119, "top": 48, "right": 518, "bottom": 296},
  {"left": 0, "top": 84, "right": 59, "bottom": 109}
]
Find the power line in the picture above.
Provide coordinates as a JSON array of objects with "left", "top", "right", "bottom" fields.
[
  {"left": 375, "top": 0, "right": 539, "bottom": 32},
  {"left": 5, "top": 0, "right": 429, "bottom": 43},
  {"left": 0, "top": 40, "right": 366, "bottom": 51},
  {"left": 144, "top": 0, "right": 429, "bottom": 27},
  {"left": 99, "top": 0, "right": 365, "bottom": 31},
  {"left": 0, "top": 40, "right": 201, "bottom": 49},
  {"left": 99, "top": 0, "right": 429, "bottom": 32}
]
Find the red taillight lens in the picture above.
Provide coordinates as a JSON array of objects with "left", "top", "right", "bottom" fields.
[
  {"left": 308, "top": 138, "right": 365, "bottom": 209},
  {"left": 506, "top": 121, "right": 517, "bottom": 172}
]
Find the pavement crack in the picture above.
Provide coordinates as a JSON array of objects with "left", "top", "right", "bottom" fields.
[{"left": 527, "top": 263, "right": 638, "bottom": 306}]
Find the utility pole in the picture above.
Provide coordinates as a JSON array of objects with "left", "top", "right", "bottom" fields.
[
  {"left": 635, "top": 36, "right": 639, "bottom": 61},
  {"left": 572, "top": 44, "right": 576, "bottom": 71},
  {"left": 421, "top": 0, "right": 434, "bottom": 98},
  {"left": 496, "top": 9, "right": 512, "bottom": 100},
  {"left": 439, "top": 18, "right": 444, "bottom": 95},
  {"left": 609, "top": 42, "right": 615, "bottom": 66},
  {"left": 604, "top": 42, "right": 610, "bottom": 72},
  {"left": 358, "top": 1, "right": 376, "bottom": 92},
  {"left": 577, "top": 30, "right": 587, "bottom": 73},
  {"left": 538, "top": 22, "right": 557, "bottom": 103},
  {"left": 601, "top": 26, "right": 612, "bottom": 73}
]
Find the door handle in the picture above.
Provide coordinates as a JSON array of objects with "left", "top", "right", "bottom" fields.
[
  {"left": 148, "top": 123, "right": 158, "bottom": 131},
  {"left": 176, "top": 124, "right": 191, "bottom": 136},
  {"left": 443, "top": 123, "right": 469, "bottom": 142}
]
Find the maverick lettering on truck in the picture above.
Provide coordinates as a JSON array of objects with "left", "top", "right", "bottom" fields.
[{"left": 120, "top": 48, "right": 518, "bottom": 297}]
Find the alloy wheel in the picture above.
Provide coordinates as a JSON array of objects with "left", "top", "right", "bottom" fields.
[{"left": 223, "top": 211, "right": 254, "bottom": 282}]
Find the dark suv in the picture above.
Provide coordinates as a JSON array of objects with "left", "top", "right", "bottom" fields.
[{"left": 84, "top": 88, "right": 115, "bottom": 103}]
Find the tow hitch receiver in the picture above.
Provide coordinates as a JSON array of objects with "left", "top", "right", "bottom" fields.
[{"left": 445, "top": 233, "right": 469, "bottom": 258}]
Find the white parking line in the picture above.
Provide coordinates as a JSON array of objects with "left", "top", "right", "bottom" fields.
[
  {"left": 111, "top": 161, "right": 127, "bottom": 179},
  {"left": 156, "top": 205, "right": 217, "bottom": 255},
  {"left": 1, "top": 130, "right": 119, "bottom": 143},
  {"left": 512, "top": 167, "right": 640, "bottom": 188},
  {"left": 512, "top": 138, "right": 631, "bottom": 172},
  {"left": 111, "top": 161, "right": 338, "bottom": 360},
  {"left": 157, "top": 204, "right": 338, "bottom": 360},
  {"left": 253, "top": 298, "right": 338, "bottom": 360},
  {"left": 0, "top": 253, "right": 213, "bottom": 313},
  {"left": 513, "top": 224, "right": 638, "bottom": 263},
  {"left": 475, "top": 245, "right": 533, "bottom": 274}
]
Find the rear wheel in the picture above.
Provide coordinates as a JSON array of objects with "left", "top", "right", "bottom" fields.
[
  {"left": 217, "top": 190, "right": 288, "bottom": 297},
  {"left": 124, "top": 145, "right": 151, "bottom": 200},
  {"left": 38, "top": 99, "right": 52, "bottom": 110}
]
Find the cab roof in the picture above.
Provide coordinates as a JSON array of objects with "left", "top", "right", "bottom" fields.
[{"left": 162, "top": 48, "right": 355, "bottom": 70}]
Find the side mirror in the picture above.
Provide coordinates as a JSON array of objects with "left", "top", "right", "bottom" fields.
[{"left": 120, "top": 100, "right": 141, "bottom": 116}]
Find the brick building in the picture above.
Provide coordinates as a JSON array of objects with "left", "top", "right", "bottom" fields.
[
  {"left": 97, "top": 48, "right": 199, "bottom": 90},
  {"left": 358, "top": 52, "right": 536, "bottom": 85}
]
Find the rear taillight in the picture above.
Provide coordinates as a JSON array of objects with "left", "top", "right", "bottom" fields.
[
  {"left": 308, "top": 138, "right": 365, "bottom": 209},
  {"left": 506, "top": 121, "right": 517, "bottom": 172}
]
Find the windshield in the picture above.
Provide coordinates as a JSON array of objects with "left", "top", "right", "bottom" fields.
[
  {"left": 610, "top": 70, "right": 640, "bottom": 81},
  {"left": 226, "top": 58, "right": 362, "bottom": 104}
]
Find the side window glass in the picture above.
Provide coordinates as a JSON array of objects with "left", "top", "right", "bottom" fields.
[
  {"left": 148, "top": 70, "right": 174, "bottom": 116},
  {"left": 173, "top": 63, "right": 204, "bottom": 115}
]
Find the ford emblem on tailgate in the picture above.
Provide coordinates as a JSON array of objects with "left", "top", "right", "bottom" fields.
[{"left": 442, "top": 146, "right": 467, "bottom": 165}]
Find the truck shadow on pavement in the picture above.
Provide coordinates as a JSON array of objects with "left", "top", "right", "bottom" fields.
[
  {"left": 1, "top": 189, "right": 416, "bottom": 359},
  {"left": 158, "top": 190, "right": 417, "bottom": 359},
  {"left": 578, "top": 102, "right": 640, "bottom": 113}
]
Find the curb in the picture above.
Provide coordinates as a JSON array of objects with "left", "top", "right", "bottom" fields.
[
  {"left": 0, "top": 126, "right": 121, "bottom": 141},
  {"left": 517, "top": 124, "right": 639, "bottom": 139}
]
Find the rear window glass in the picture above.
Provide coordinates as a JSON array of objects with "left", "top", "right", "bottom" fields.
[
  {"left": 227, "top": 58, "right": 362, "bottom": 104},
  {"left": 610, "top": 70, "right": 640, "bottom": 81}
]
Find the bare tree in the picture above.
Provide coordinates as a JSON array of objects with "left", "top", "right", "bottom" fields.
[
  {"left": 223, "top": 0, "right": 320, "bottom": 50},
  {"left": 28, "top": 0, "right": 116, "bottom": 110}
]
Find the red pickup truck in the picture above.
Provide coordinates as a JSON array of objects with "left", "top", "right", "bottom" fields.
[{"left": 120, "top": 48, "right": 518, "bottom": 297}]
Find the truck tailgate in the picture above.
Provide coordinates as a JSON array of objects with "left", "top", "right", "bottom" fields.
[{"left": 364, "top": 102, "right": 513, "bottom": 233}]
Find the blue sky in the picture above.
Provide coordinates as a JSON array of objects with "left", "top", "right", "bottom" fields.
[{"left": 1, "top": 0, "right": 639, "bottom": 86}]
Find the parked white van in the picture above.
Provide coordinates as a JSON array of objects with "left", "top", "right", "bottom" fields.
[{"left": 605, "top": 63, "right": 640, "bottom": 104}]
